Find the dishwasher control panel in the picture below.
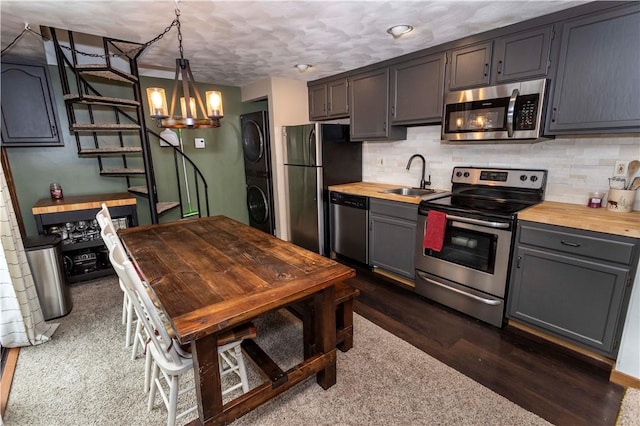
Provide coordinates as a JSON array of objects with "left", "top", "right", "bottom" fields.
[{"left": 329, "top": 192, "right": 368, "bottom": 209}]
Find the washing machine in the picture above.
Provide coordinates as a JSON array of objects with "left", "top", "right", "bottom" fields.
[
  {"left": 246, "top": 174, "right": 275, "bottom": 235},
  {"left": 241, "top": 111, "right": 271, "bottom": 177}
]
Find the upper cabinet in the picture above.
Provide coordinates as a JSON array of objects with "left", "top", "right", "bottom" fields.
[
  {"left": 390, "top": 53, "right": 446, "bottom": 125},
  {"left": 546, "top": 3, "right": 640, "bottom": 134},
  {"left": 447, "top": 25, "right": 553, "bottom": 91},
  {"left": 308, "top": 77, "right": 349, "bottom": 120},
  {"left": 1, "top": 62, "right": 63, "bottom": 147},
  {"left": 447, "top": 41, "right": 493, "bottom": 90},
  {"left": 349, "top": 67, "right": 406, "bottom": 141}
]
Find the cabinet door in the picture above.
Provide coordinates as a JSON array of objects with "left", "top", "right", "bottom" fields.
[
  {"left": 350, "top": 68, "right": 389, "bottom": 139},
  {"left": 308, "top": 84, "right": 327, "bottom": 120},
  {"left": 327, "top": 78, "right": 349, "bottom": 118},
  {"left": 494, "top": 26, "right": 553, "bottom": 84},
  {"left": 547, "top": 4, "right": 640, "bottom": 134},
  {"left": 390, "top": 53, "right": 445, "bottom": 125},
  {"left": 448, "top": 41, "right": 493, "bottom": 90},
  {"left": 508, "top": 246, "right": 629, "bottom": 356},
  {"left": 350, "top": 68, "right": 406, "bottom": 141},
  {"left": 369, "top": 213, "right": 417, "bottom": 279},
  {"left": 1, "top": 62, "right": 62, "bottom": 146}
]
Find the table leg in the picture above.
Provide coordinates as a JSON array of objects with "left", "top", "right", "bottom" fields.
[
  {"left": 314, "top": 285, "right": 336, "bottom": 389},
  {"left": 192, "top": 333, "right": 222, "bottom": 423}
]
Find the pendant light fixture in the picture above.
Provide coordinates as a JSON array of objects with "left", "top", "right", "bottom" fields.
[{"left": 146, "top": 3, "right": 223, "bottom": 129}]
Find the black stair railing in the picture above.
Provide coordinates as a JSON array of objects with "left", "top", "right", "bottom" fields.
[{"left": 148, "top": 129, "right": 211, "bottom": 218}]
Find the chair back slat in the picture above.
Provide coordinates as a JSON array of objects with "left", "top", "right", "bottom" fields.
[
  {"left": 97, "top": 203, "right": 126, "bottom": 253},
  {"left": 106, "top": 233, "right": 182, "bottom": 365}
]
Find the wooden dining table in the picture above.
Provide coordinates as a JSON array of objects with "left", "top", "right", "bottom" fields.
[{"left": 118, "top": 215, "right": 355, "bottom": 425}]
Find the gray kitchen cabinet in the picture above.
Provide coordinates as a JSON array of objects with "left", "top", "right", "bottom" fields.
[
  {"left": 390, "top": 53, "right": 446, "bottom": 125},
  {"left": 349, "top": 68, "right": 406, "bottom": 141},
  {"left": 1, "top": 61, "right": 62, "bottom": 146},
  {"left": 308, "top": 77, "right": 349, "bottom": 120},
  {"left": 547, "top": 3, "right": 640, "bottom": 134},
  {"left": 493, "top": 26, "right": 553, "bottom": 84},
  {"left": 448, "top": 41, "right": 493, "bottom": 90},
  {"left": 507, "top": 221, "right": 639, "bottom": 358},
  {"left": 369, "top": 198, "right": 417, "bottom": 279},
  {"left": 447, "top": 25, "right": 553, "bottom": 90}
]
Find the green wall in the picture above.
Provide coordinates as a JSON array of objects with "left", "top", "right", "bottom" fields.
[{"left": 5, "top": 64, "right": 249, "bottom": 236}]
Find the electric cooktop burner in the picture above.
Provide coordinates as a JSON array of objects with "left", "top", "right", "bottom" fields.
[{"left": 419, "top": 167, "right": 548, "bottom": 219}]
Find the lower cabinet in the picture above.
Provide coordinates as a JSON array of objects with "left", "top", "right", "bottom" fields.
[
  {"left": 32, "top": 193, "right": 138, "bottom": 284},
  {"left": 507, "top": 220, "right": 639, "bottom": 357},
  {"left": 369, "top": 198, "right": 417, "bottom": 280}
]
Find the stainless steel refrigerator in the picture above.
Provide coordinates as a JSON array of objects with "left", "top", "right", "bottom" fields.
[{"left": 284, "top": 123, "right": 362, "bottom": 255}]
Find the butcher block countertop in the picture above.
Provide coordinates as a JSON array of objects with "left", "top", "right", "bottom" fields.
[
  {"left": 328, "top": 182, "right": 449, "bottom": 204},
  {"left": 32, "top": 192, "right": 137, "bottom": 215},
  {"left": 519, "top": 201, "right": 640, "bottom": 239}
]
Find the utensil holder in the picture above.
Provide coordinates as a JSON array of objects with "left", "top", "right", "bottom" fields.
[{"left": 606, "top": 189, "right": 636, "bottom": 213}]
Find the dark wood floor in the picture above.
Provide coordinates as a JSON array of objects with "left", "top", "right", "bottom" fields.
[{"left": 342, "top": 262, "right": 625, "bottom": 426}]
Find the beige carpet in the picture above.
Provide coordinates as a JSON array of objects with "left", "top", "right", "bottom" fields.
[{"left": 1, "top": 276, "right": 634, "bottom": 425}]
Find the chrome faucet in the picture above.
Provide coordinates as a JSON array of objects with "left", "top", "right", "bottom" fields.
[{"left": 406, "top": 154, "right": 431, "bottom": 189}]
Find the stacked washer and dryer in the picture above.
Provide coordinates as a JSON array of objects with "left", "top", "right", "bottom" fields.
[{"left": 241, "top": 111, "right": 276, "bottom": 235}]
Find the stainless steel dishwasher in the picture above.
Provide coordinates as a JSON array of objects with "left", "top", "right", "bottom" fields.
[{"left": 329, "top": 191, "right": 368, "bottom": 264}]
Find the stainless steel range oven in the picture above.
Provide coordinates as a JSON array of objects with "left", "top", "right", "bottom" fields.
[{"left": 415, "top": 167, "right": 547, "bottom": 327}]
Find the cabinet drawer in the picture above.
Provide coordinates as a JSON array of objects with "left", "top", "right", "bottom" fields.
[
  {"left": 519, "top": 223, "right": 635, "bottom": 264},
  {"left": 370, "top": 198, "right": 417, "bottom": 221}
]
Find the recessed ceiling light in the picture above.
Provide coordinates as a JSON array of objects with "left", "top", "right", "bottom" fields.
[
  {"left": 387, "top": 25, "right": 414, "bottom": 39},
  {"left": 294, "top": 64, "right": 312, "bottom": 72}
]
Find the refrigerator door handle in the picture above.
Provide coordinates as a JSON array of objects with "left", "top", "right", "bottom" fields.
[{"left": 308, "top": 126, "right": 316, "bottom": 165}]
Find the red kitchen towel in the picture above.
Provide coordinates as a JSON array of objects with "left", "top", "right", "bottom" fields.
[{"left": 423, "top": 210, "right": 447, "bottom": 252}]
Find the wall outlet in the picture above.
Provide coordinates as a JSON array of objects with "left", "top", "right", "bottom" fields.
[
  {"left": 377, "top": 157, "right": 384, "bottom": 166},
  {"left": 614, "top": 160, "right": 629, "bottom": 177},
  {"left": 195, "top": 138, "right": 205, "bottom": 149}
]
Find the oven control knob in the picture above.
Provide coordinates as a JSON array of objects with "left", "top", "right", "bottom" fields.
[
  {"left": 456, "top": 171, "right": 463, "bottom": 177},
  {"left": 530, "top": 175, "right": 538, "bottom": 182},
  {"left": 520, "top": 174, "right": 528, "bottom": 181},
  {"left": 463, "top": 172, "right": 470, "bottom": 178}
]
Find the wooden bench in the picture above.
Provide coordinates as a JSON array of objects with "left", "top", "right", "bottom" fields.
[{"left": 288, "top": 281, "right": 360, "bottom": 358}]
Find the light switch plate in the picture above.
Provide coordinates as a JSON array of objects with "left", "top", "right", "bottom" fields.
[{"left": 195, "top": 138, "right": 205, "bottom": 149}]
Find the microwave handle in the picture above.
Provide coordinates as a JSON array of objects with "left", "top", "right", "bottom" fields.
[{"left": 507, "top": 88, "right": 519, "bottom": 138}]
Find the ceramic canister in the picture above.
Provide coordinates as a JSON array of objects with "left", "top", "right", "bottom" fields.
[{"left": 606, "top": 189, "right": 636, "bottom": 213}]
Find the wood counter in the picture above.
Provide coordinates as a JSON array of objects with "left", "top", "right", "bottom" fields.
[
  {"left": 32, "top": 192, "right": 137, "bottom": 215},
  {"left": 519, "top": 201, "right": 640, "bottom": 238},
  {"left": 328, "top": 182, "right": 448, "bottom": 204}
]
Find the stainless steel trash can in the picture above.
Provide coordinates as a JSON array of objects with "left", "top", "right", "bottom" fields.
[{"left": 23, "top": 235, "right": 72, "bottom": 320}]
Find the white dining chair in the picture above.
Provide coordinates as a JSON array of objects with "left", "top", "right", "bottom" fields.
[
  {"left": 97, "top": 203, "right": 139, "bottom": 354},
  {"left": 106, "top": 233, "right": 253, "bottom": 426}
]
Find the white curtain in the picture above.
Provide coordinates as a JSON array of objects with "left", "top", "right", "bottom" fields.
[{"left": 0, "top": 162, "right": 58, "bottom": 348}]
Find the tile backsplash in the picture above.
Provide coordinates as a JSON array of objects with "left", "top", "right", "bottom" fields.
[{"left": 363, "top": 126, "right": 640, "bottom": 210}]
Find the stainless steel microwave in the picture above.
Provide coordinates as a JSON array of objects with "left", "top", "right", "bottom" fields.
[{"left": 442, "top": 79, "right": 548, "bottom": 141}]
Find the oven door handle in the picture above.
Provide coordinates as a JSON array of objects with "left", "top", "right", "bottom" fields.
[
  {"left": 446, "top": 214, "right": 510, "bottom": 229},
  {"left": 507, "top": 88, "right": 519, "bottom": 138},
  {"left": 416, "top": 272, "right": 502, "bottom": 306}
]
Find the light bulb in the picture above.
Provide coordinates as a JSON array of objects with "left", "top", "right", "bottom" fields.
[
  {"left": 180, "top": 97, "right": 196, "bottom": 118},
  {"left": 206, "top": 91, "right": 223, "bottom": 118},
  {"left": 146, "top": 87, "right": 168, "bottom": 118}
]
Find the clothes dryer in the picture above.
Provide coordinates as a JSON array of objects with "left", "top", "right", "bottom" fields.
[{"left": 241, "top": 111, "right": 271, "bottom": 177}]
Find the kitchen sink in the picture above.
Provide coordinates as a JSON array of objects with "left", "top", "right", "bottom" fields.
[{"left": 381, "top": 187, "right": 439, "bottom": 197}]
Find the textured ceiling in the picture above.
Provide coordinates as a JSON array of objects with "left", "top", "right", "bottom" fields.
[{"left": 1, "top": 1, "right": 589, "bottom": 87}]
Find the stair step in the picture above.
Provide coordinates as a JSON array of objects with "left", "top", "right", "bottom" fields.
[
  {"left": 72, "top": 123, "right": 141, "bottom": 132},
  {"left": 76, "top": 65, "right": 138, "bottom": 83},
  {"left": 64, "top": 94, "right": 140, "bottom": 108},
  {"left": 78, "top": 147, "right": 142, "bottom": 157},
  {"left": 157, "top": 202, "right": 181, "bottom": 215},
  {"left": 128, "top": 185, "right": 148, "bottom": 196},
  {"left": 100, "top": 168, "right": 145, "bottom": 177},
  {"left": 109, "top": 40, "right": 146, "bottom": 59}
]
